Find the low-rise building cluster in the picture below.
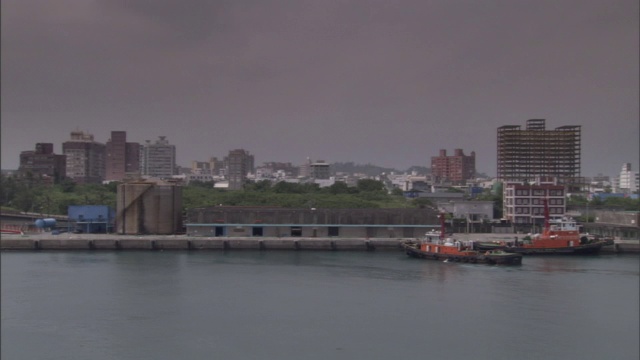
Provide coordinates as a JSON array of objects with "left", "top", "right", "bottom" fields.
[{"left": 8, "top": 119, "right": 639, "bottom": 228}]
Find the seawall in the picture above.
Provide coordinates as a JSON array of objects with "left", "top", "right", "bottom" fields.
[
  {"left": 0, "top": 234, "right": 399, "bottom": 251},
  {"left": 1, "top": 233, "right": 638, "bottom": 253}
]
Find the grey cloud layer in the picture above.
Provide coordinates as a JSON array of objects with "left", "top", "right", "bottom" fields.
[{"left": 2, "top": 0, "right": 638, "bottom": 175}]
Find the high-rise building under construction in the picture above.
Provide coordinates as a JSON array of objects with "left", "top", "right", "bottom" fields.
[{"left": 497, "top": 119, "right": 581, "bottom": 183}]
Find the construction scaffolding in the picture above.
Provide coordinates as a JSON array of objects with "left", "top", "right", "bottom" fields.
[{"left": 497, "top": 119, "right": 582, "bottom": 186}]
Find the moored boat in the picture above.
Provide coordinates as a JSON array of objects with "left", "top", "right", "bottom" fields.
[
  {"left": 499, "top": 199, "right": 613, "bottom": 255},
  {"left": 402, "top": 214, "right": 522, "bottom": 265},
  {"left": 474, "top": 241, "right": 508, "bottom": 251}
]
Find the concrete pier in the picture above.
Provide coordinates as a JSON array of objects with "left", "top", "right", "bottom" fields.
[
  {"left": 0, "top": 234, "right": 409, "bottom": 251},
  {"left": 601, "top": 240, "right": 640, "bottom": 254},
  {"left": 1, "top": 233, "right": 638, "bottom": 253}
]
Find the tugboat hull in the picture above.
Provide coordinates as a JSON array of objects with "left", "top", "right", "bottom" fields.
[
  {"left": 403, "top": 243, "right": 522, "bottom": 265},
  {"left": 503, "top": 240, "right": 613, "bottom": 255}
]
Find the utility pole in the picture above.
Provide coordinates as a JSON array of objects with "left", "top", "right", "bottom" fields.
[{"left": 586, "top": 200, "right": 589, "bottom": 223}]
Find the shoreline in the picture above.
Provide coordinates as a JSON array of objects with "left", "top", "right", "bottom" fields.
[{"left": 1, "top": 233, "right": 638, "bottom": 253}]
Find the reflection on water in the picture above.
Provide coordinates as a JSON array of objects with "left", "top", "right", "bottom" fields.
[{"left": 2, "top": 252, "right": 638, "bottom": 360}]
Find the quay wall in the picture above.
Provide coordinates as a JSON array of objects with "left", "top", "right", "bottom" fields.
[
  {"left": 0, "top": 235, "right": 405, "bottom": 252},
  {"left": 1, "top": 234, "right": 638, "bottom": 253}
]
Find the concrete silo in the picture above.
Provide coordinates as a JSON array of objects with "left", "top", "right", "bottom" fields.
[{"left": 116, "top": 181, "right": 183, "bottom": 235}]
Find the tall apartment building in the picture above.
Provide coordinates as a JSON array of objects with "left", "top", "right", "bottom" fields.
[
  {"left": 191, "top": 161, "right": 211, "bottom": 175},
  {"left": 62, "top": 131, "right": 106, "bottom": 184},
  {"left": 430, "top": 149, "right": 476, "bottom": 184},
  {"left": 18, "top": 143, "right": 66, "bottom": 184},
  {"left": 140, "top": 136, "right": 176, "bottom": 178},
  {"left": 105, "top": 131, "right": 140, "bottom": 181},
  {"left": 615, "top": 163, "right": 639, "bottom": 194},
  {"left": 299, "top": 157, "right": 312, "bottom": 178},
  {"left": 226, "top": 149, "right": 253, "bottom": 190},
  {"left": 497, "top": 119, "right": 581, "bottom": 184},
  {"left": 209, "top": 157, "right": 226, "bottom": 176},
  {"left": 310, "top": 161, "right": 331, "bottom": 180}
]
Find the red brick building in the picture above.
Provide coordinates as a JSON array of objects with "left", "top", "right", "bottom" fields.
[
  {"left": 105, "top": 131, "right": 140, "bottom": 181},
  {"left": 62, "top": 131, "right": 106, "bottom": 184},
  {"left": 430, "top": 149, "right": 476, "bottom": 184},
  {"left": 18, "top": 143, "right": 66, "bottom": 185}
]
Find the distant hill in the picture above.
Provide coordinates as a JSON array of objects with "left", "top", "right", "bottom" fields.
[
  {"left": 405, "top": 166, "right": 431, "bottom": 175},
  {"left": 331, "top": 162, "right": 397, "bottom": 176},
  {"left": 331, "top": 162, "right": 431, "bottom": 176}
]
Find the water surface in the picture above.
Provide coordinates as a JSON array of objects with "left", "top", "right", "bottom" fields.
[{"left": 2, "top": 251, "right": 638, "bottom": 360}]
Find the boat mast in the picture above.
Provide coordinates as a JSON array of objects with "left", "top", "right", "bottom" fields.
[
  {"left": 543, "top": 197, "right": 550, "bottom": 233},
  {"left": 439, "top": 213, "right": 446, "bottom": 240}
]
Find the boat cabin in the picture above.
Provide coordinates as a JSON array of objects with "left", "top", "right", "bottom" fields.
[{"left": 548, "top": 217, "right": 579, "bottom": 232}]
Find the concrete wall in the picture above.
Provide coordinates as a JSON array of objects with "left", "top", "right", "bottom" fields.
[
  {"left": 1, "top": 235, "right": 635, "bottom": 252},
  {"left": 185, "top": 224, "right": 428, "bottom": 238},
  {"left": 188, "top": 207, "right": 439, "bottom": 226},
  {"left": 594, "top": 210, "right": 639, "bottom": 227}
]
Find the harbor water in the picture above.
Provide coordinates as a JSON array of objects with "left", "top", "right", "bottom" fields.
[{"left": 1, "top": 251, "right": 638, "bottom": 360}]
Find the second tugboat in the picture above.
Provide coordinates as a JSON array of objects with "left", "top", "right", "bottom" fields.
[
  {"left": 501, "top": 199, "right": 614, "bottom": 255},
  {"left": 403, "top": 213, "right": 523, "bottom": 265}
]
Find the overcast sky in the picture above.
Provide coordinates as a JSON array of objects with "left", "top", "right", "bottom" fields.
[{"left": 2, "top": 0, "right": 638, "bottom": 177}]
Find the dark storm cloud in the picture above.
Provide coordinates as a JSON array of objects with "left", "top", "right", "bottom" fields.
[{"left": 1, "top": 0, "right": 638, "bottom": 176}]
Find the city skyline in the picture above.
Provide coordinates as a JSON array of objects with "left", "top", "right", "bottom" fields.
[{"left": 2, "top": 0, "right": 638, "bottom": 177}]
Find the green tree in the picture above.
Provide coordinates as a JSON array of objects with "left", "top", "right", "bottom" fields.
[
  {"left": 244, "top": 180, "right": 272, "bottom": 192},
  {"left": 326, "top": 181, "right": 354, "bottom": 195},
  {"left": 412, "top": 197, "right": 434, "bottom": 209},
  {"left": 356, "top": 179, "right": 385, "bottom": 192},
  {"left": 567, "top": 195, "right": 588, "bottom": 206},
  {"left": 603, "top": 196, "right": 640, "bottom": 211},
  {"left": 60, "top": 178, "right": 76, "bottom": 193},
  {"left": 0, "top": 174, "right": 20, "bottom": 207},
  {"left": 189, "top": 180, "right": 215, "bottom": 189},
  {"left": 13, "top": 191, "right": 38, "bottom": 212}
]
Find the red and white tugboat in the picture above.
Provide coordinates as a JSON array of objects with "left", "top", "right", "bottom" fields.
[
  {"left": 402, "top": 214, "right": 523, "bottom": 265},
  {"left": 501, "top": 199, "right": 614, "bottom": 255}
]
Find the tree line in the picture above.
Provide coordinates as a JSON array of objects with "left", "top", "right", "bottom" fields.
[
  {"left": 3, "top": 173, "right": 636, "bottom": 217},
  {"left": 0, "top": 175, "right": 421, "bottom": 215}
]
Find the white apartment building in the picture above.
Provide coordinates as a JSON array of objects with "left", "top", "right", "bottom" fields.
[
  {"left": 503, "top": 177, "right": 566, "bottom": 224},
  {"left": 140, "top": 136, "right": 176, "bottom": 178},
  {"left": 614, "top": 163, "right": 639, "bottom": 194}
]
